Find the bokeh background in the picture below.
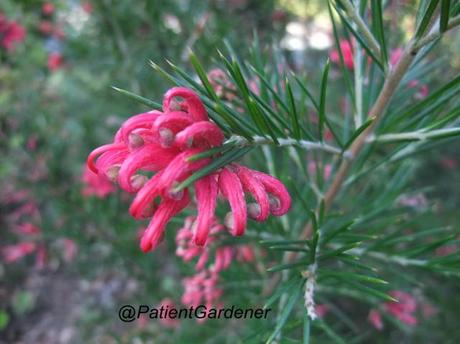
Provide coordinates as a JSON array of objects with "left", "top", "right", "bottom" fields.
[{"left": 1, "top": 0, "right": 460, "bottom": 343}]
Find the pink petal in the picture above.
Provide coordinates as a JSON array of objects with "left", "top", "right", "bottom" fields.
[
  {"left": 87, "top": 143, "right": 127, "bottom": 174},
  {"left": 118, "top": 144, "right": 179, "bottom": 192},
  {"left": 235, "top": 165, "right": 270, "bottom": 222},
  {"left": 175, "top": 121, "right": 224, "bottom": 150},
  {"left": 218, "top": 167, "right": 247, "bottom": 236},
  {"left": 251, "top": 171, "right": 291, "bottom": 216},
  {"left": 129, "top": 171, "right": 164, "bottom": 219},
  {"left": 140, "top": 190, "right": 190, "bottom": 252},
  {"left": 193, "top": 174, "right": 219, "bottom": 246},
  {"left": 119, "top": 111, "right": 162, "bottom": 143},
  {"left": 157, "top": 149, "right": 210, "bottom": 197},
  {"left": 163, "top": 87, "right": 208, "bottom": 122}
]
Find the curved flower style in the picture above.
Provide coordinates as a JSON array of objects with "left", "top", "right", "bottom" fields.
[{"left": 87, "top": 87, "right": 291, "bottom": 253}]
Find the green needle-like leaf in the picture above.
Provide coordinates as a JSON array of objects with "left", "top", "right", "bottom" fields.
[{"left": 111, "top": 86, "right": 162, "bottom": 110}]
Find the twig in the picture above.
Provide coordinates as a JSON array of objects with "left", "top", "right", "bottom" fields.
[{"left": 415, "top": 14, "right": 460, "bottom": 49}]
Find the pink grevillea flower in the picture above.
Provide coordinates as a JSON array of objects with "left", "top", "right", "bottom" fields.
[
  {"left": 390, "top": 47, "right": 403, "bottom": 67},
  {"left": 82, "top": 165, "right": 116, "bottom": 198},
  {"left": 176, "top": 215, "right": 256, "bottom": 272},
  {"left": 48, "top": 52, "right": 63, "bottom": 71},
  {"left": 157, "top": 298, "right": 180, "bottom": 328},
  {"left": 38, "top": 20, "right": 53, "bottom": 35},
  {"left": 385, "top": 291, "right": 418, "bottom": 326},
  {"left": 368, "top": 309, "right": 384, "bottom": 331},
  {"left": 408, "top": 80, "right": 429, "bottom": 99},
  {"left": 0, "top": 14, "right": 26, "bottom": 52},
  {"left": 207, "top": 68, "right": 237, "bottom": 101},
  {"left": 35, "top": 244, "right": 47, "bottom": 269},
  {"left": 61, "top": 238, "right": 78, "bottom": 263},
  {"left": 42, "top": 3, "right": 55, "bottom": 16},
  {"left": 182, "top": 270, "right": 223, "bottom": 310},
  {"left": 308, "top": 161, "right": 332, "bottom": 181},
  {"left": 369, "top": 290, "right": 418, "bottom": 330},
  {"left": 14, "top": 222, "right": 41, "bottom": 236},
  {"left": 87, "top": 87, "right": 291, "bottom": 253},
  {"left": 330, "top": 40, "right": 354, "bottom": 70},
  {"left": 2, "top": 242, "right": 36, "bottom": 263}
]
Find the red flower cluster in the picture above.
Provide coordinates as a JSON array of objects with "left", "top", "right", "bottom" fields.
[
  {"left": 87, "top": 87, "right": 291, "bottom": 253},
  {"left": 0, "top": 13, "right": 26, "bottom": 52}
]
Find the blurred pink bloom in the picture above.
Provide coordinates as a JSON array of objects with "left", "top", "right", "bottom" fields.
[
  {"left": 235, "top": 245, "right": 255, "bottom": 263},
  {"left": 87, "top": 87, "right": 291, "bottom": 253},
  {"left": 390, "top": 47, "right": 403, "bottom": 66},
  {"left": 26, "top": 135, "right": 39, "bottom": 151},
  {"left": 42, "top": 3, "right": 55, "bottom": 16},
  {"left": 35, "top": 244, "right": 47, "bottom": 269},
  {"left": 368, "top": 291, "right": 418, "bottom": 329},
  {"left": 316, "top": 304, "right": 329, "bottom": 318},
  {"left": 440, "top": 158, "right": 457, "bottom": 170},
  {"left": 82, "top": 2, "right": 93, "bottom": 14},
  {"left": 207, "top": 68, "right": 236, "bottom": 101},
  {"left": 408, "top": 80, "right": 429, "bottom": 99},
  {"left": 330, "top": 40, "right": 354, "bottom": 70},
  {"left": 182, "top": 270, "right": 222, "bottom": 310},
  {"left": 2, "top": 242, "right": 36, "bottom": 263},
  {"left": 0, "top": 13, "right": 26, "bottom": 52},
  {"left": 15, "top": 222, "right": 41, "bottom": 236},
  {"left": 48, "top": 52, "right": 63, "bottom": 71},
  {"left": 61, "top": 238, "right": 78, "bottom": 263},
  {"left": 368, "top": 309, "right": 384, "bottom": 330},
  {"left": 308, "top": 161, "right": 332, "bottom": 180},
  {"left": 398, "top": 193, "right": 427, "bottom": 211},
  {"left": 421, "top": 302, "right": 437, "bottom": 318},
  {"left": 384, "top": 291, "right": 418, "bottom": 326},
  {"left": 82, "top": 165, "right": 116, "bottom": 198},
  {"left": 38, "top": 20, "right": 53, "bottom": 35},
  {"left": 158, "top": 298, "right": 180, "bottom": 328}
]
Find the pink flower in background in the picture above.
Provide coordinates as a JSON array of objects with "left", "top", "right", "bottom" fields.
[
  {"left": 61, "top": 238, "right": 78, "bottom": 263},
  {"left": 408, "top": 80, "right": 429, "bottom": 99},
  {"left": 87, "top": 87, "right": 291, "bottom": 253},
  {"left": 48, "top": 52, "right": 63, "bottom": 71},
  {"left": 2, "top": 242, "right": 37, "bottom": 263},
  {"left": 0, "top": 14, "right": 26, "bottom": 52},
  {"left": 390, "top": 47, "right": 403, "bottom": 66},
  {"left": 384, "top": 291, "right": 418, "bottom": 326},
  {"left": 82, "top": 2, "right": 93, "bottom": 14},
  {"left": 82, "top": 165, "right": 116, "bottom": 198},
  {"left": 26, "top": 135, "right": 39, "bottom": 151},
  {"left": 35, "top": 244, "right": 47, "bottom": 269},
  {"left": 14, "top": 222, "right": 41, "bottom": 236},
  {"left": 308, "top": 161, "right": 332, "bottom": 180},
  {"left": 182, "top": 270, "right": 222, "bottom": 311},
  {"left": 368, "top": 309, "right": 384, "bottom": 330},
  {"left": 369, "top": 290, "right": 418, "bottom": 330},
  {"left": 440, "top": 158, "right": 457, "bottom": 170},
  {"left": 42, "top": 3, "right": 55, "bottom": 16},
  {"left": 316, "top": 304, "right": 329, "bottom": 318},
  {"left": 157, "top": 298, "right": 180, "bottom": 328},
  {"left": 207, "top": 68, "right": 236, "bottom": 100},
  {"left": 38, "top": 20, "right": 53, "bottom": 35},
  {"left": 330, "top": 40, "right": 354, "bottom": 69}
]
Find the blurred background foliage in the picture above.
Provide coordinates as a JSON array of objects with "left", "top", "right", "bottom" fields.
[{"left": 1, "top": 0, "right": 460, "bottom": 343}]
